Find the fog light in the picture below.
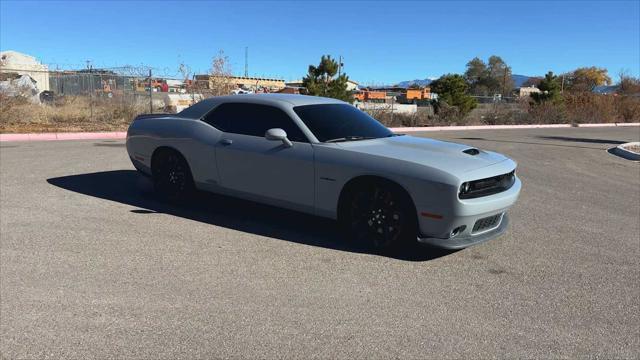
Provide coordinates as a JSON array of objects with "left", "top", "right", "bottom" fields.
[
  {"left": 460, "top": 182, "right": 471, "bottom": 194},
  {"left": 451, "top": 225, "right": 466, "bottom": 238}
]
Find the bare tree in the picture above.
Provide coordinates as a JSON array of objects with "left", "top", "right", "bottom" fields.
[
  {"left": 178, "top": 62, "right": 191, "bottom": 83},
  {"left": 194, "top": 50, "right": 235, "bottom": 97},
  {"left": 617, "top": 69, "right": 640, "bottom": 95}
]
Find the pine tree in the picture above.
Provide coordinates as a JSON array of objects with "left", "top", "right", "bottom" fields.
[
  {"left": 302, "top": 55, "right": 352, "bottom": 102},
  {"left": 532, "top": 71, "right": 562, "bottom": 103},
  {"left": 430, "top": 74, "right": 477, "bottom": 117}
]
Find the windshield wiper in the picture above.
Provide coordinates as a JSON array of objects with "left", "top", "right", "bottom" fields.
[{"left": 324, "top": 136, "right": 377, "bottom": 143}]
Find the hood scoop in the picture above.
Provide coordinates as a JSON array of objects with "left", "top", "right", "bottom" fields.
[{"left": 463, "top": 148, "right": 481, "bottom": 156}]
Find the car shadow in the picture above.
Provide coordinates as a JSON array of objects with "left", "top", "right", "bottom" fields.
[
  {"left": 606, "top": 147, "right": 640, "bottom": 161},
  {"left": 94, "top": 143, "right": 126, "bottom": 147},
  {"left": 535, "top": 136, "right": 628, "bottom": 144},
  {"left": 454, "top": 137, "right": 605, "bottom": 150},
  {"left": 46, "top": 170, "right": 454, "bottom": 262}
]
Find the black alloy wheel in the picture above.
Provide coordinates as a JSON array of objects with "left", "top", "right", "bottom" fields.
[
  {"left": 152, "top": 150, "right": 194, "bottom": 201},
  {"left": 345, "top": 181, "right": 416, "bottom": 252}
]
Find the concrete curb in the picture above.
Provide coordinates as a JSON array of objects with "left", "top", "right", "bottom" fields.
[
  {"left": 0, "top": 131, "right": 127, "bottom": 142},
  {"left": 611, "top": 142, "right": 640, "bottom": 161},
  {"left": 0, "top": 123, "right": 638, "bottom": 142}
]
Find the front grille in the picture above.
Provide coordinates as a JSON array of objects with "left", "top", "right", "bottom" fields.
[
  {"left": 459, "top": 170, "right": 516, "bottom": 199},
  {"left": 472, "top": 214, "right": 502, "bottom": 233}
]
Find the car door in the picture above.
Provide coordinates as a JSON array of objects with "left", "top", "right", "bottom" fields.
[{"left": 204, "top": 102, "right": 315, "bottom": 210}]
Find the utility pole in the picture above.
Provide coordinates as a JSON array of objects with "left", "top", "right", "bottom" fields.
[
  {"left": 502, "top": 67, "right": 507, "bottom": 100},
  {"left": 56, "top": 65, "right": 60, "bottom": 95},
  {"left": 561, "top": 74, "right": 565, "bottom": 93},
  {"left": 338, "top": 55, "right": 343, "bottom": 78},
  {"left": 244, "top": 47, "right": 249, "bottom": 78},
  {"left": 149, "top": 69, "right": 153, "bottom": 113}
]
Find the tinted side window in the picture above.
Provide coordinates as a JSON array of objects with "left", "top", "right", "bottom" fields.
[
  {"left": 202, "top": 104, "right": 231, "bottom": 131},
  {"left": 202, "top": 103, "right": 307, "bottom": 142},
  {"left": 294, "top": 104, "right": 392, "bottom": 142}
]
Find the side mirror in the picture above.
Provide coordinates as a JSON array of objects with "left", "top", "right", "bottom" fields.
[{"left": 265, "top": 128, "right": 293, "bottom": 147}]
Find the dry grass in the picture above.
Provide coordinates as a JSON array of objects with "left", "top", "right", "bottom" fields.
[
  {"left": 0, "top": 95, "right": 147, "bottom": 133},
  {"left": 1, "top": 92, "right": 638, "bottom": 134},
  {"left": 369, "top": 94, "right": 639, "bottom": 127}
]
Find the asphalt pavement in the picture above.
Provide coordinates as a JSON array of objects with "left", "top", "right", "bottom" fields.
[{"left": 1, "top": 127, "right": 639, "bottom": 358}]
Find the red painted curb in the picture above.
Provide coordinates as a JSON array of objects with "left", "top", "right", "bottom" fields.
[{"left": 0, "top": 132, "right": 127, "bottom": 142}]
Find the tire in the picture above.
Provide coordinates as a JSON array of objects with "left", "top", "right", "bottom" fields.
[
  {"left": 151, "top": 149, "right": 194, "bottom": 202},
  {"left": 339, "top": 180, "right": 417, "bottom": 253}
]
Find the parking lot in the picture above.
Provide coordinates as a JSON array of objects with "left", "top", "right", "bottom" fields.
[{"left": 1, "top": 127, "right": 639, "bottom": 358}]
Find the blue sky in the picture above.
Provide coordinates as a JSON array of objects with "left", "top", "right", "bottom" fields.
[{"left": 1, "top": 1, "right": 638, "bottom": 84}]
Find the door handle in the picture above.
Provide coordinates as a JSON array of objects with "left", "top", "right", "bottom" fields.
[{"left": 220, "top": 139, "right": 233, "bottom": 146}]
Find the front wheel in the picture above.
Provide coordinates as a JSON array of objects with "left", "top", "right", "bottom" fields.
[
  {"left": 340, "top": 180, "right": 417, "bottom": 253},
  {"left": 151, "top": 149, "right": 194, "bottom": 202}
]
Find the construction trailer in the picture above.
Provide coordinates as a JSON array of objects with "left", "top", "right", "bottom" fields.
[
  {"left": 353, "top": 90, "right": 387, "bottom": 102},
  {"left": 405, "top": 87, "right": 432, "bottom": 102}
]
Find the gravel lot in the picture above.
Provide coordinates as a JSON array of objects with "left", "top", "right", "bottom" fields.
[{"left": 1, "top": 127, "right": 639, "bottom": 358}]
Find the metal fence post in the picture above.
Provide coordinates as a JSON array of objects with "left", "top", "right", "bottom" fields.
[
  {"left": 89, "top": 66, "right": 94, "bottom": 121},
  {"left": 191, "top": 74, "right": 195, "bottom": 103},
  {"left": 390, "top": 96, "right": 394, "bottom": 124}
]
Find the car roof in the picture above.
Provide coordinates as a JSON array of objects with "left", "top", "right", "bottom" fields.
[
  {"left": 177, "top": 94, "right": 345, "bottom": 119},
  {"left": 208, "top": 93, "right": 344, "bottom": 106}
]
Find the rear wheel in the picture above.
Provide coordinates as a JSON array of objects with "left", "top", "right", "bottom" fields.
[
  {"left": 151, "top": 149, "right": 194, "bottom": 201},
  {"left": 340, "top": 180, "right": 417, "bottom": 253}
]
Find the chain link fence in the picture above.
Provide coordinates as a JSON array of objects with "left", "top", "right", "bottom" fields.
[
  {"left": 1, "top": 66, "right": 637, "bottom": 133},
  {"left": 0, "top": 67, "right": 205, "bottom": 132}
]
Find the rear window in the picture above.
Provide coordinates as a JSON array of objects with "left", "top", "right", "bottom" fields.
[
  {"left": 177, "top": 99, "right": 215, "bottom": 119},
  {"left": 293, "top": 104, "right": 392, "bottom": 142},
  {"left": 202, "top": 103, "right": 308, "bottom": 142}
]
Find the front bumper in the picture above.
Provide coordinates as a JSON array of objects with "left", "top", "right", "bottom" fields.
[{"left": 417, "top": 214, "right": 510, "bottom": 250}]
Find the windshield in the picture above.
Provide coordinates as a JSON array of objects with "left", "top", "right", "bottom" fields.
[{"left": 293, "top": 104, "right": 393, "bottom": 142}]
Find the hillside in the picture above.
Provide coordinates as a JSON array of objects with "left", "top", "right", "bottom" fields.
[{"left": 394, "top": 74, "right": 532, "bottom": 88}]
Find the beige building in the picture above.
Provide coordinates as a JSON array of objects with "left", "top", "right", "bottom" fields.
[
  {"left": 196, "top": 75, "right": 285, "bottom": 91},
  {"left": 0, "top": 50, "right": 49, "bottom": 92}
]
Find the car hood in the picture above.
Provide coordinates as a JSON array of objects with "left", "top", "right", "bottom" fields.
[{"left": 335, "top": 135, "right": 509, "bottom": 173}]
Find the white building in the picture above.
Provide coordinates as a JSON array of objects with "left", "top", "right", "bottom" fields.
[
  {"left": 0, "top": 50, "right": 50, "bottom": 92},
  {"left": 355, "top": 102, "right": 417, "bottom": 114},
  {"left": 346, "top": 79, "right": 359, "bottom": 91},
  {"left": 517, "top": 85, "right": 541, "bottom": 97}
]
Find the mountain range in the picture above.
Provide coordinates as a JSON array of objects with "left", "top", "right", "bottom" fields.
[{"left": 394, "top": 74, "right": 532, "bottom": 88}]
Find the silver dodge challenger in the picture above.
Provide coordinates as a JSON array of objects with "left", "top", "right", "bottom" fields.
[{"left": 126, "top": 94, "right": 521, "bottom": 252}]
